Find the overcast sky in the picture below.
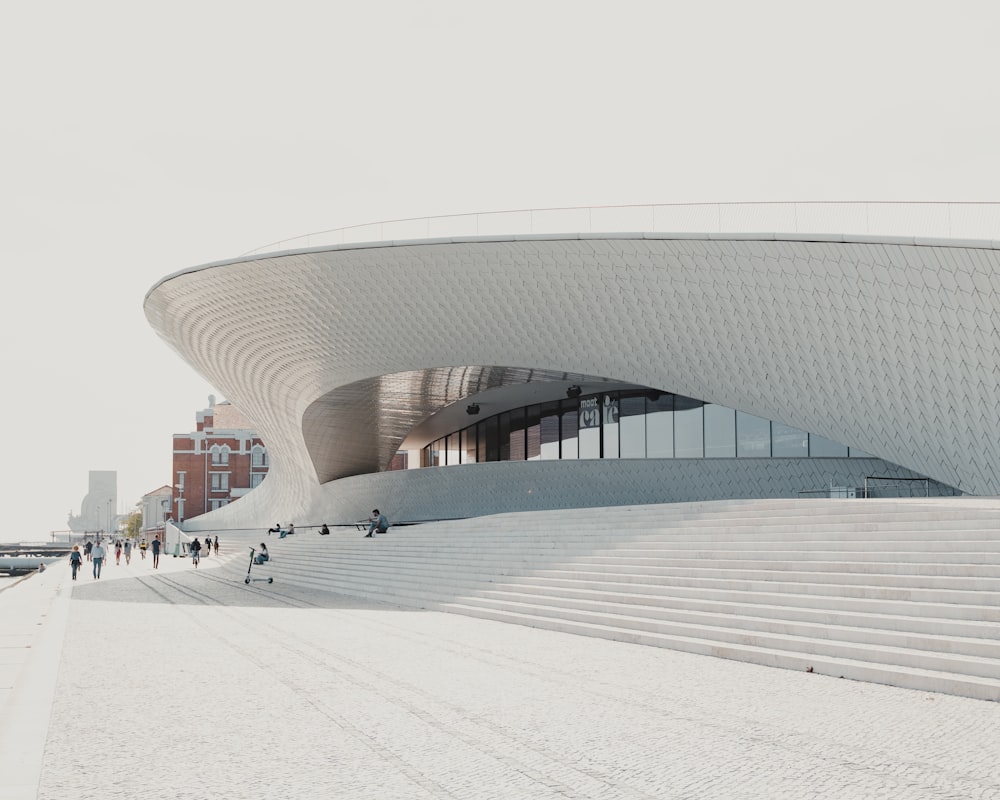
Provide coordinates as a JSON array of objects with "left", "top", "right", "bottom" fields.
[{"left": 2, "top": 0, "right": 998, "bottom": 542}]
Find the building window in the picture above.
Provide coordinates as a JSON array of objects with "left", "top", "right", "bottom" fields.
[
  {"left": 736, "top": 412, "right": 771, "bottom": 457},
  {"left": 772, "top": 422, "right": 809, "bottom": 457},
  {"left": 251, "top": 445, "right": 268, "bottom": 468},
  {"left": 250, "top": 473, "right": 265, "bottom": 489},
  {"left": 210, "top": 499, "right": 229, "bottom": 511},
  {"left": 578, "top": 395, "right": 601, "bottom": 459},
  {"left": 619, "top": 393, "right": 646, "bottom": 458},
  {"left": 674, "top": 396, "right": 704, "bottom": 458},
  {"left": 704, "top": 404, "right": 736, "bottom": 458},
  {"left": 210, "top": 473, "right": 229, "bottom": 492},
  {"left": 211, "top": 445, "right": 230, "bottom": 466},
  {"left": 416, "top": 388, "right": 888, "bottom": 472}
]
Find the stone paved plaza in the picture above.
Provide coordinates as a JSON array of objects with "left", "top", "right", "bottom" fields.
[{"left": 5, "top": 551, "right": 1000, "bottom": 799}]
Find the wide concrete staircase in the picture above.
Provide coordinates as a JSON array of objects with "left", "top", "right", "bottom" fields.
[{"left": 246, "top": 498, "right": 1000, "bottom": 701}]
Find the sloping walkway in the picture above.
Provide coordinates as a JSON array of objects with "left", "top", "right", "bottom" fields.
[{"left": 2, "top": 544, "right": 998, "bottom": 799}]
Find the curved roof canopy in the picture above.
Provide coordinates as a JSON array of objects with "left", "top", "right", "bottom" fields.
[{"left": 145, "top": 233, "right": 1000, "bottom": 512}]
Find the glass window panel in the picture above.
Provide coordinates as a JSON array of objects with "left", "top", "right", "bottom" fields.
[
  {"left": 578, "top": 395, "right": 601, "bottom": 459},
  {"left": 578, "top": 395, "right": 601, "bottom": 430},
  {"left": 736, "top": 411, "right": 770, "bottom": 457},
  {"left": 498, "top": 413, "right": 511, "bottom": 461},
  {"left": 810, "top": 434, "right": 848, "bottom": 457},
  {"left": 674, "top": 396, "right": 704, "bottom": 458},
  {"left": 579, "top": 426, "right": 600, "bottom": 459},
  {"left": 620, "top": 394, "right": 646, "bottom": 458},
  {"left": 561, "top": 402, "right": 579, "bottom": 459},
  {"left": 602, "top": 394, "right": 620, "bottom": 459},
  {"left": 463, "top": 425, "right": 477, "bottom": 463},
  {"left": 509, "top": 408, "right": 526, "bottom": 461},
  {"left": 646, "top": 392, "right": 674, "bottom": 458},
  {"left": 704, "top": 405, "right": 736, "bottom": 458},
  {"left": 484, "top": 417, "right": 499, "bottom": 462},
  {"left": 525, "top": 405, "right": 541, "bottom": 460},
  {"left": 540, "top": 402, "right": 561, "bottom": 460},
  {"left": 772, "top": 422, "right": 808, "bottom": 457},
  {"left": 620, "top": 393, "right": 646, "bottom": 417}
]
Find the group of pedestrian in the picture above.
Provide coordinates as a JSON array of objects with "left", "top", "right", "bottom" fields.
[
  {"left": 188, "top": 536, "right": 220, "bottom": 567},
  {"left": 112, "top": 539, "right": 133, "bottom": 565},
  {"left": 69, "top": 536, "right": 164, "bottom": 579},
  {"left": 261, "top": 515, "right": 388, "bottom": 541}
]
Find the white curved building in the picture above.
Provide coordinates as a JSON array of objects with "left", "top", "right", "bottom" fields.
[{"left": 145, "top": 205, "right": 1000, "bottom": 530}]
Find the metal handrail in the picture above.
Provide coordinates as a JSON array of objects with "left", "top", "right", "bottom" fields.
[{"left": 241, "top": 201, "right": 1000, "bottom": 256}]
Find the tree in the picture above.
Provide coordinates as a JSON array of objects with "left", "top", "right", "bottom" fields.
[{"left": 123, "top": 504, "right": 142, "bottom": 539}]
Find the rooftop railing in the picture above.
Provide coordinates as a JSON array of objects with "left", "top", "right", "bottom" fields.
[{"left": 242, "top": 201, "right": 1000, "bottom": 256}]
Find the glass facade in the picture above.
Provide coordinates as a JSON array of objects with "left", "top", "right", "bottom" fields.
[{"left": 422, "top": 390, "right": 873, "bottom": 467}]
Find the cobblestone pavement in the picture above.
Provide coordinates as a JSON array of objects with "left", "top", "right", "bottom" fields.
[{"left": 35, "top": 559, "right": 1000, "bottom": 800}]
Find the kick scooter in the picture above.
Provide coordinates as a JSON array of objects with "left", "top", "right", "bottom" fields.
[{"left": 245, "top": 547, "right": 274, "bottom": 584}]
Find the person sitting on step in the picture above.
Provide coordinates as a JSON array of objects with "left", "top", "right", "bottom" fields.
[{"left": 365, "top": 509, "right": 388, "bottom": 538}]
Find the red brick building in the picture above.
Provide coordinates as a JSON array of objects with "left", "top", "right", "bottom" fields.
[{"left": 170, "top": 396, "right": 269, "bottom": 523}]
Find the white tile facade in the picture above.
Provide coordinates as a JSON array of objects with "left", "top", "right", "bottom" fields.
[{"left": 144, "top": 235, "right": 1000, "bottom": 528}]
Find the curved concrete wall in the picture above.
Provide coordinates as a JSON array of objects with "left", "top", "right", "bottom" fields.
[{"left": 144, "top": 234, "right": 1000, "bottom": 528}]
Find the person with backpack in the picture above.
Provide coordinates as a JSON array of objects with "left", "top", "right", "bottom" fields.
[{"left": 69, "top": 545, "right": 83, "bottom": 581}]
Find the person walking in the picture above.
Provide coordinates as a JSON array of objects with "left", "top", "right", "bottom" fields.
[
  {"left": 213, "top": 535, "right": 219, "bottom": 555},
  {"left": 123, "top": 539, "right": 132, "bottom": 565},
  {"left": 114, "top": 540, "right": 122, "bottom": 565},
  {"left": 151, "top": 537, "right": 161, "bottom": 569},
  {"left": 84, "top": 539, "right": 93, "bottom": 562},
  {"left": 191, "top": 537, "right": 202, "bottom": 568},
  {"left": 92, "top": 540, "right": 106, "bottom": 579},
  {"left": 139, "top": 539, "right": 147, "bottom": 560},
  {"left": 69, "top": 545, "right": 83, "bottom": 581}
]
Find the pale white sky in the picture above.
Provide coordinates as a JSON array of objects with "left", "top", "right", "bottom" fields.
[{"left": 2, "top": 0, "right": 998, "bottom": 542}]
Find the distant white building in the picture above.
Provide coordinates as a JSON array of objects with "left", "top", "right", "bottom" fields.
[
  {"left": 140, "top": 485, "right": 173, "bottom": 541},
  {"left": 67, "top": 470, "right": 117, "bottom": 533}
]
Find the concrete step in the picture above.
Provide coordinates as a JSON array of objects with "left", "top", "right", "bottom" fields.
[
  {"left": 461, "top": 588, "right": 1000, "bottom": 659},
  {"left": 436, "top": 604, "right": 1000, "bottom": 703},
  {"left": 269, "top": 546, "right": 1000, "bottom": 607},
  {"left": 269, "top": 555, "right": 1000, "bottom": 624},
  {"left": 247, "top": 497, "right": 1000, "bottom": 700}
]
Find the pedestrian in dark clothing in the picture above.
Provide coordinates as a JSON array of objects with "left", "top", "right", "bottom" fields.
[
  {"left": 151, "top": 537, "right": 161, "bottom": 568},
  {"left": 69, "top": 546, "right": 82, "bottom": 580}
]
